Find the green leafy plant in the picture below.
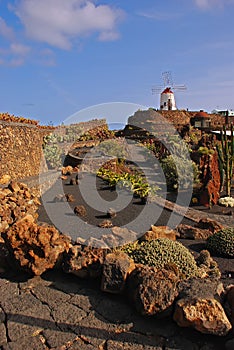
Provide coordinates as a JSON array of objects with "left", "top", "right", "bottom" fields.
[
  {"left": 43, "top": 143, "right": 63, "bottom": 169},
  {"left": 207, "top": 228, "right": 234, "bottom": 258},
  {"left": 198, "top": 146, "right": 215, "bottom": 155},
  {"left": 160, "top": 155, "right": 200, "bottom": 191},
  {"left": 121, "top": 238, "right": 199, "bottom": 279},
  {"left": 97, "top": 167, "right": 159, "bottom": 200}
]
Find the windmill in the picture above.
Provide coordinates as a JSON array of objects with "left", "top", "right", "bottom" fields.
[{"left": 152, "top": 71, "right": 186, "bottom": 111}]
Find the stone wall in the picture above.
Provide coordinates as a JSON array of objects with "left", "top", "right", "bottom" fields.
[
  {"left": 0, "top": 121, "right": 50, "bottom": 180},
  {"left": 0, "top": 116, "right": 107, "bottom": 181}
]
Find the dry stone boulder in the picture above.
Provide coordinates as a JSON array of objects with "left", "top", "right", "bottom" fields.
[
  {"left": 196, "top": 250, "right": 221, "bottom": 279},
  {"left": 176, "top": 224, "right": 212, "bottom": 240},
  {"left": 195, "top": 218, "right": 223, "bottom": 233},
  {"left": 174, "top": 297, "right": 232, "bottom": 336},
  {"left": 74, "top": 205, "right": 87, "bottom": 217},
  {"left": 111, "top": 226, "right": 137, "bottom": 246},
  {"left": 127, "top": 264, "right": 180, "bottom": 316},
  {"left": 0, "top": 182, "right": 40, "bottom": 234},
  {"left": 63, "top": 245, "right": 107, "bottom": 279},
  {"left": 141, "top": 225, "right": 178, "bottom": 241},
  {"left": 65, "top": 193, "right": 75, "bottom": 202},
  {"left": 226, "top": 285, "right": 234, "bottom": 330},
  {"left": 101, "top": 252, "right": 135, "bottom": 294},
  {"left": 3, "top": 221, "right": 71, "bottom": 276},
  {"left": 98, "top": 220, "right": 113, "bottom": 228},
  {"left": 174, "top": 278, "right": 231, "bottom": 336}
]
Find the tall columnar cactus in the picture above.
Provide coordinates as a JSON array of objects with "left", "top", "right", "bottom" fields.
[{"left": 217, "top": 124, "right": 234, "bottom": 197}]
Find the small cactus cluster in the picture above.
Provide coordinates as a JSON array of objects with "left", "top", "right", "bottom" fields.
[
  {"left": 121, "top": 238, "right": 199, "bottom": 279},
  {"left": 207, "top": 228, "right": 234, "bottom": 258}
]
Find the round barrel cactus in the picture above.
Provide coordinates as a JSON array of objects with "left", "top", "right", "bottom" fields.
[
  {"left": 122, "top": 238, "right": 198, "bottom": 279},
  {"left": 207, "top": 228, "right": 234, "bottom": 258}
]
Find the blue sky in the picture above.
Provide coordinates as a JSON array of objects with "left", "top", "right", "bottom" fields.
[{"left": 0, "top": 0, "right": 234, "bottom": 126}]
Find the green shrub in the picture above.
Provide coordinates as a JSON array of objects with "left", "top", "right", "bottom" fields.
[
  {"left": 121, "top": 238, "right": 199, "bottom": 279},
  {"left": 160, "top": 155, "right": 200, "bottom": 191},
  {"left": 207, "top": 228, "right": 234, "bottom": 257}
]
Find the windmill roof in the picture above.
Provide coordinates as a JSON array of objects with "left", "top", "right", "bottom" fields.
[{"left": 162, "top": 87, "right": 174, "bottom": 94}]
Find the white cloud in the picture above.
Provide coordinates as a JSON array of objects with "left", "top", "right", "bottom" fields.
[
  {"left": 0, "top": 42, "right": 30, "bottom": 66},
  {"left": 10, "top": 43, "right": 30, "bottom": 55},
  {"left": 138, "top": 11, "right": 182, "bottom": 21},
  {"left": 13, "top": 0, "right": 125, "bottom": 49},
  {"left": 194, "top": 0, "right": 234, "bottom": 9},
  {"left": 0, "top": 16, "right": 15, "bottom": 40}
]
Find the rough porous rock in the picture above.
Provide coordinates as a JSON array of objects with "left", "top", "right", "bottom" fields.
[
  {"left": 98, "top": 219, "right": 113, "bottom": 228},
  {"left": 141, "top": 225, "right": 178, "bottom": 241},
  {"left": 174, "top": 278, "right": 231, "bottom": 336},
  {"left": 62, "top": 166, "right": 73, "bottom": 175},
  {"left": 177, "top": 277, "right": 224, "bottom": 301},
  {"left": 226, "top": 285, "right": 234, "bottom": 330},
  {"left": 100, "top": 234, "right": 120, "bottom": 248},
  {"left": 3, "top": 221, "right": 71, "bottom": 276},
  {"left": 74, "top": 205, "right": 87, "bottom": 217},
  {"left": 173, "top": 297, "right": 232, "bottom": 336},
  {"left": 101, "top": 252, "right": 135, "bottom": 294},
  {"left": 63, "top": 245, "right": 108, "bottom": 279},
  {"left": 195, "top": 218, "right": 224, "bottom": 233},
  {"left": 65, "top": 193, "right": 75, "bottom": 202},
  {"left": 196, "top": 250, "right": 221, "bottom": 278},
  {"left": 0, "top": 174, "right": 11, "bottom": 184},
  {"left": 127, "top": 264, "right": 180, "bottom": 316},
  {"left": 176, "top": 224, "right": 212, "bottom": 240},
  {"left": 0, "top": 182, "right": 40, "bottom": 234},
  {"left": 111, "top": 226, "right": 137, "bottom": 246}
]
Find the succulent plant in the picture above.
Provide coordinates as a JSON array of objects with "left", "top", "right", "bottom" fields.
[
  {"left": 207, "top": 228, "right": 234, "bottom": 258},
  {"left": 121, "top": 238, "right": 199, "bottom": 279}
]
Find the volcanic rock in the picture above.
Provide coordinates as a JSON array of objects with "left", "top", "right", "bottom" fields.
[
  {"left": 141, "top": 225, "right": 178, "bottom": 241},
  {"left": 127, "top": 264, "right": 180, "bottom": 316},
  {"left": 3, "top": 221, "right": 71, "bottom": 276},
  {"left": 101, "top": 252, "right": 135, "bottom": 294},
  {"left": 74, "top": 205, "right": 87, "bottom": 217},
  {"left": 63, "top": 245, "right": 108, "bottom": 279},
  {"left": 194, "top": 218, "right": 223, "bottom": 233},
  {"left": 174, "top": 297, "right": 231, "bottom": 336},
  {"left": 98, "top": 220, "right": 113, "bottom": 228},
  {"left": 176, "top": 224, "right": 212, "bottom": 240},
  {"left": 174, "top": 278, "right": 231, "bottom": 336}
]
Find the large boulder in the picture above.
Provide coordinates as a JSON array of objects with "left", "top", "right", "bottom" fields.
[
  {"left": 101, "top": 252, "right": 135, "bottom": 294},
  {"left": 127, "top": 264, "right": 180, "bottom": 316},
  {"left": 141, "top": 225, "right": 178, "bottom": 241},
  {"left": 174, "top": 278, "right": 232, "bottom": 336},
  {"left": 174, "top": 297, "right": 231, "bottom": 336},
  {"left": 195, "top": 218, "right": 223, "bottom": 233},
  {"left": 3, "top": 221, "right": 71, "bottom": 276},
  {"left": 63, "top": 245, "right": 107, "bottom": 279},
  {"left": 176, "top": 224, "right": 212, "bottom": 240},
  {"left": 226, "top": 285, "right": 234, "bottom": 330}
]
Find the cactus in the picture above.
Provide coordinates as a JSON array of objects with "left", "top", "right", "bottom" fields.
[
  {"left": 216, "top": 124, "right": 234, "bottom": 197},
  {"left": 207, "top": 228, "right": 234, "bottom": 258},
  {"left": 121, "top": 238, "right": 199, "bottom": 279}
]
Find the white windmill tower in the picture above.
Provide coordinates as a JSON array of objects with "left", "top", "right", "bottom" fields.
[{"left": 152, "top": 71, "right": 186, "bottom": 111}]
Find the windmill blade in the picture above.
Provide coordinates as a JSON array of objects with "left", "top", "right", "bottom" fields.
[
  {"left": 162, "top": 71, "right": 173, "bottom": 87},
  {"left": 151, "top": 86, "right": 164, "bottom": 94},
  {"left": 173, "top": 85, "right": 187, "bottom": 91}
]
